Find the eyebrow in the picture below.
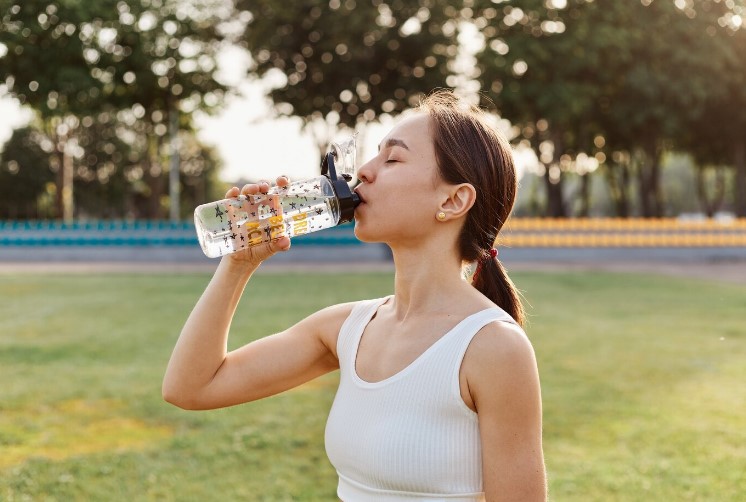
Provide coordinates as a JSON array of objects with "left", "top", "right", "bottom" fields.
[{"left": 377, "top": 138, "right": 410, "bottom": 152}]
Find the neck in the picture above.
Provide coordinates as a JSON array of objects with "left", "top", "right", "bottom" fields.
[{"left": 388, "top": 240, "right": 470, "bottom": 321}]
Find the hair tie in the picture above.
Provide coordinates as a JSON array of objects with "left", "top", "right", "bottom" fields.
[{"left": 473, "top": 248, "right": 498, "bottom": 283}]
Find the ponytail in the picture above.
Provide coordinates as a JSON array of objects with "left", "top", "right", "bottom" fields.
[
  {"left": 419, "top": 90, "right": 523, "bottom": 325},
  {"left": 472, "top": 256, "right": 525, "bottom": 326}
]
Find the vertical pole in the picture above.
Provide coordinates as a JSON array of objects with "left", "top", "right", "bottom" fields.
[
  {"left": 169, "top": 106, "right": 180, "bottom": 222},
  {"left": 62, "top": 145, "right": 74, "bottom": 223},
  {"left": 734, "top": 139, "right": 746, "bottom": 217}
]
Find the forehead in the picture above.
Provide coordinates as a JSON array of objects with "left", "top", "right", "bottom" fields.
[{"left": 381, "top": 113, "right": 432, "bottom": 151}]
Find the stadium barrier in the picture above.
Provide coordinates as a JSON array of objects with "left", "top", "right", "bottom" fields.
[
  {"left": 1, "top": 219, "right": 744, "bottom": 248},
  {"left": 0, "top": 220, "right": 361, "bottom": 247},
  {"left": 499, "top": 218, "right": 746, "bottom": 247}
]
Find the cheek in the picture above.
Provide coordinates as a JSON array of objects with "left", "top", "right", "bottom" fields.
[{"left": 354, "top": 195, "right": 437, "bottom": 243}]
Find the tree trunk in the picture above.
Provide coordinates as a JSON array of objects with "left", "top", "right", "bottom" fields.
[
  {"left": 695, "top": 165, "right": 726, "bottom": 218},
  {"left": 576, "top": 173, "right": 590, "bottom": 218},
  {"left": 168, "top": 106, "right": 181, "bottom": 222},
  {"left": 637, "top": 155, "right": 652, "bottom": 218},
  {"left": 61, "top": 145, "right": 74, "bottom": 222},
  {"left": 145, "top": 132, "right": 164, "bottom": 219},
  {"left": 734, "top": 139, "right": 746, "bottom": 217},
  {"left": 51, "top": 125, "right": 75, "bottom": 222},
  {"left": 55, "top": 149, "right": 65, "bottom": 219},
  {"left": 543, "top": 131, "right": 566, "bottom": 218},
  {"left": 604, "top": 162, "right": 630, "bottom": 218},
  {"left": 638, "top": 142, "right": 663, "bottom": 218},
  {"left": 543, "top": 168, "right": 565, "bottom": 217},
  {"left": 619, "top": 161, "right": 630, "bottom": 218}
]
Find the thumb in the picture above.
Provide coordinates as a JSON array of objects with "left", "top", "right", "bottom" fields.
[{"left": 270, "top": 235, "right": 291, "bottom": 253}]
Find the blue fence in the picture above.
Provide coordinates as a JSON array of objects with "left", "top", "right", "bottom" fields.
[{"left": 0, "top": 220, "right": 362, "bottom": 248}]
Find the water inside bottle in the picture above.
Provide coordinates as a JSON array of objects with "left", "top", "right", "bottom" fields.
[{"left": 194, "top": 177, "right": 341, "bottom": 258}]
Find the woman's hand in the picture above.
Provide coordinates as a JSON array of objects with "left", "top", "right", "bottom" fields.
[{"left": 223, "top": 175, "right": 292, "bottom": 267}]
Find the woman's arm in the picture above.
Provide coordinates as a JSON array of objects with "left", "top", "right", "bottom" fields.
[
  {"left": 162, "top": 181, "right": 352, "bottom": 410},
  {"left": 465, "top": 323, "right": 547, "bottom": 501}
]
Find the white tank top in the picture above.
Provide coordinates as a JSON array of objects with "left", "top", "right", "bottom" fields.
[{"left": 325, "top": 296, "right": 518, "bottom": 501}]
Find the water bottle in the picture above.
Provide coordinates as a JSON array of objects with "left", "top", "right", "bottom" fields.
[{"left": 194, "top": 136, "right": 361, "bottom": 258}]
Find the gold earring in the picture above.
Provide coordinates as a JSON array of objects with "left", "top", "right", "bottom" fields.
[{"left": 437, "top": 211, "right": 447, "bottom": 221}]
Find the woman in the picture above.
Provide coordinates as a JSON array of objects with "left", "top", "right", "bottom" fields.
[{"left": 163, "top": 90, "right": 546, "bottom": 501}]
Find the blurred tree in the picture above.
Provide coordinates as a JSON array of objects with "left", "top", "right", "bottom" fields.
[
  {"left": 72, "top": 118, "right": 137, "bottom": 218},
  {"left": 473, "top": 0, "right": 743, "bottom": 218},
  {"left": 603, "top": 151, "right": 635, "bottom": 218},
  {"left": 0, "top": 127, "right": 55, "bottom": 219},
  {"left": 473, "top": 0, "right": 608, "bottom": 217},
  {"left": 601, "top": 0, "right": 736, "bottom": 218},
  {"left": 236, "top": 0, "right": 457, "bottom": 157},
  {"left": 176, "top": 130, "right": 223, "bottom": 219},
  {"left": 679, "top": 0, "right": 746, "bottom": 217},
  {"left": 0, "top": 1, "right": 111, "bottom": 220},
  {"left": 0, "top": 0, "right": 229, "bottom": 220},
  {"left": 90, "top": 0, "right": 229, "bottom": 218}
]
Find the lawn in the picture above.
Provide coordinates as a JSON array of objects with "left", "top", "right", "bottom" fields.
[{"left": 0, "top": 268, "right": 744, "bottom": 501}]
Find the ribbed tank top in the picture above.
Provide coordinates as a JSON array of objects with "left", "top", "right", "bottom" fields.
[{"left": 325, "top": 296, "right": 518, "bottom": 501}]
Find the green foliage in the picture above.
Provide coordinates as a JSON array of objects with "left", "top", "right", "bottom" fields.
[
  {"left": 0, "top": 0, "right": 230, "bottom": 219},
  {"left": 472, "top": 0, "right": 745, "bottom": 217},
  {"left": 2, "top": 1, "right": 745, "bottom": 219},
  {"left": 0, "top": 0, "right": 107, "bottom": 117},
  {"left": 237, "top": 0, "right": 457, "bottom": 147},
  {"left": 0, "top": 270, "right": 744, "bottom": 500},
  {"left": 0, "top": 0, "right": 227, "bottom": 116},
  {"left": 0, "top": 127, "right": 55, "bottom": 218}
]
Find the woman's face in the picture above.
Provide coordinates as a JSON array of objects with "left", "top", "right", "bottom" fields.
[{"left": 353, "top": 112, "right": 451, "bottom": 245}]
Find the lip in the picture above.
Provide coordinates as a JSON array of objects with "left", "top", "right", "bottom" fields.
[{"left": 354, "top": 188, "right": 366, "bottom": 204}]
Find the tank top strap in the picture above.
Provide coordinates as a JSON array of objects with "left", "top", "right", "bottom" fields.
[
  {"left": 443, "top": 307, "right": 517, "bottom": 356},
  {"left": 445, "top": 307, "right": 519, "bottom": 405},
  {"left": 337, "top": 296, "right": 391, "bottom": 372}
]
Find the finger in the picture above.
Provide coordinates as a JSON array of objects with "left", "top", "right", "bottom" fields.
[
  {"left": 269, "top": 186, "right": 283, "bottom": 214},
  {"left": 248, "top": 235, "right": 291, "bottom": 263},
  {"left": 258, "top": 180, "right": 270, "bottom": 193},
  {"left": 225, "top": 186, "right": 240, "bottom": 198},
  {"left": 276, "top": 175, "right": 290, "bottom": 187},
  {"left": 241, "top": 183, "right": 260, "bottom": 196}
]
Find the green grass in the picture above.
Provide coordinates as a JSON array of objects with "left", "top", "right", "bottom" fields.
[{"left": 0, "top": 268, "right": 744, "bottom": 501}]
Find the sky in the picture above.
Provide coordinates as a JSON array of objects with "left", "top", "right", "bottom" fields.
[
  {"left": 193, "top": 79, "right": 393, "bottom": 183},
  {"left": 0, "top": 96, "right": 33, "bottom": 146}
]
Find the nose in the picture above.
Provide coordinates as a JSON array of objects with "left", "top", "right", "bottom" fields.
[{"left": 356, "top": 157, "right": 375, "bottom": 184}]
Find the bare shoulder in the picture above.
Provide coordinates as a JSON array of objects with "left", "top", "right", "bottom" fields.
[
  {"left": 466, "top": 320, "right": 535, "bottom": 368},
  {"left": 292, "top": 300, "right": 360, "bottom": 359},
  {"left": 303, "top": 300, "right": 357, "bottom": 324},
  {"left": 462, "top": 320, "right": 540, "bottom": 407}
]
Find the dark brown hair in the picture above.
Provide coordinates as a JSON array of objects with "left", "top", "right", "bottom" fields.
[{"left": 419, "top": 90, "right": 524, "bottom": 326}]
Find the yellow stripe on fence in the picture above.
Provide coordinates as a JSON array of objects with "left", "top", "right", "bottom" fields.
[{"left": 500, "top": 218, "right": 746, "bottom": 247}]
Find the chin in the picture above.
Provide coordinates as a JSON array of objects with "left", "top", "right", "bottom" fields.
[
  {"left": 353, "top": 220, "right": 375, "bottom": 243},
  {"left": 353, "top": 218, "right": 384, "bottom": 244}
]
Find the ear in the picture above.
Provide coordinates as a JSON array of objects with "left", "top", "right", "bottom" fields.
[{"left": 438, "top": 183, "right": 476, "bottom": 219}]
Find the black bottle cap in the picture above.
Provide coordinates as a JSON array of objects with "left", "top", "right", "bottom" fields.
[{"left": 321, "top": 152, "right": 360, "bottom": 224}]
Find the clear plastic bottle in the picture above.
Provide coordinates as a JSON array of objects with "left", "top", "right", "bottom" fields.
[{"left": 193, "top": 137, "right": 360, "bottom": 258}]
